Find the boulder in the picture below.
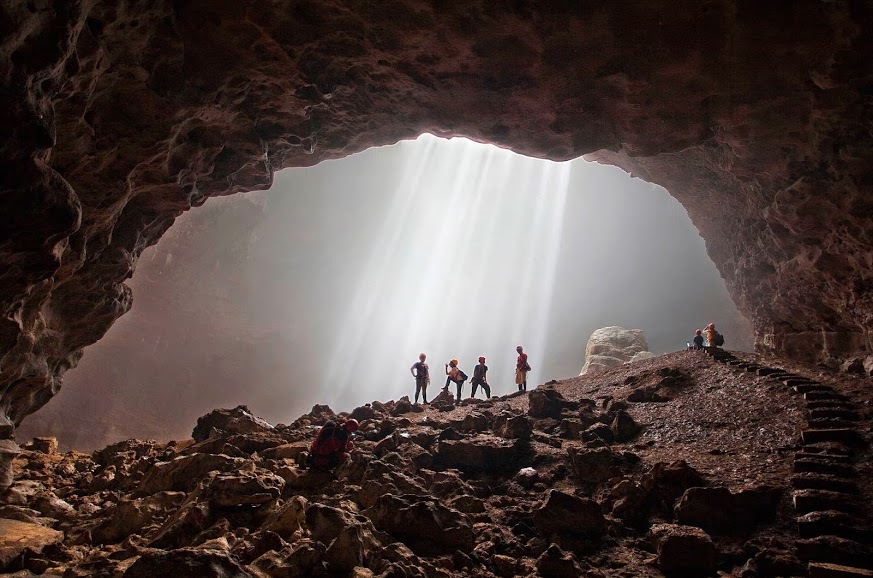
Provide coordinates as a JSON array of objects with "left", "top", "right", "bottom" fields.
[
  {"left": 675, "top": 485, "right": 781, "bottom": 534},
  {"left": 305, "top": 503, "right": 362, "bottom": 545},
  {"left": 581, "top": 423, "right": 614, "bottom": 444},
  {"left": 649, "top": 523, "right": 716, "bottom": 577},
  {"left": 436, "top": 435, "right": 529, "bottom": 473},
  {"left": 251, "top": 540, "right": 326, "bottom": 578},
  {"left": 0, "top": 519, "right": 63, "bottom": 570},
  {"left": 390, "top": 397, "right": 414, "bottom": 416},
  {"left": 92, "top": 439, "right": 159, "bottom": 467},
  {"left": 458, "top": 412, "right": 490, "bottom": 433},
  {"left": 124, "top": 547, "right": 253, "bottom": 578},
  {"left": 533, "top": 490, "right": 605, "bottom": 539},
  {"left": 324, "top": 524, "right": 365, "bottom": 574},
  {"left": 263, "top": 496, "right": 308, "bottom": 538},
  {"left": 611, "top": 410, "right": 642, "bottom": 442},
  {"left": 644, "top": 460, "right": 705, "bottom": 513},
  {"left": 528, "top": 387, "right": 566, "bottom": 419},
  {"left": 191, "top": 405, "right": 273, "bottom": 443},
  {"left": 206, "top": 469, "right": 284, "bottom": 507},
  {"left": 568, "top": 447, "right": 639, "bottom": 485},
  {"left": 536, "top": 544, "right": 580, "bottom": 578},
  {"left": 674, "top": 487, "right": 734, "bottom": 532},
  {"left": 93, "top": 492, "right": 186, "bottom": 544},
  {"left": 0, "top": 440, "right": 21, "bottom": 492},
  {"left": 259, "top": 443, "right": 309, "bottom": 461},
  {"left": 580, "top": 327, "right": 653, "bottom": 375},
  {"left": 137, "top": 453, "right": 249, "bottom": 495},
  {"left": 362, "top": 493, "right": 473, "bottom": 555},
  {"left": 349, "top": 404, "right": 381, "bottom": 421},
  {"left": 31, "top": 437, "right": 58, "bottom": 454}
]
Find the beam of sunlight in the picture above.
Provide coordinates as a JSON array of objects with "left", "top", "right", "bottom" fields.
[{"left": 325, "top": 134, "right": 571, "bottom": 406}]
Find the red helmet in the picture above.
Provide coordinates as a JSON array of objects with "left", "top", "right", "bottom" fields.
[
  {"left": 478, "top": 356, "right": 486, "bottom": 362},
  {"left": 695, "top": 329, "right": 701, "bottom": 334},
  {"left": 516, "top": 345, "right": 523, "bottom": 350},
  {"left": 344, "top": 419, "right": 359, "bottom": 432}
]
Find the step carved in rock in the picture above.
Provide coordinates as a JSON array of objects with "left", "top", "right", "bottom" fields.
[
  {"left": 797, "top": 510, "right": 873, "bottom": 543},
  {"left": 795, "top": 452, "right": 853, "bottom": 464},
  {"left": 791, "top": 473, "right": 858, "bottom": 495},
  {"left": 810, "top": 409, "right": 860, "bottom": 421},
  {"left": 793, "top": 460, "right": 856, "bottom": 479},
  {"left": 806, "top": 401, "right": 857, "bottom": 411},
  {"left": 795, "top": 384, "right": 836, "bottom": 394},
  {"left": 809, "top": 562, "right": 873, "bottom": 577},
  {"left": 802, "top": 429, "right": 862, "bottom": 446},
  {"left": 805, "top": 392, "right": 850, "bottom": 403},
  {"left": 797, "top": 535, "right": 873, "bottom": 568},
  {"left": 793, "top": 489, "right": 861, "bottom": 515}
]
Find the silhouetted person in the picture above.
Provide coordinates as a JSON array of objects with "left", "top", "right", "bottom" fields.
[
  {"left": 471, "top": 356, "right": 491, "bottom": 399},
  {"left": 410, "top": 353, "right": 430, "bottom": 404},
  {"left": 691, "top": 329, "right": 704, "bottom": 349},
  {"left": 304, "top": 419, "right": 358, "bottom": 469},
  {"left": 444, "top": 359, "right": 466, "bottom": 400},
  {"left": 516, "top": 345, "right": 530, "bottom": 391}
]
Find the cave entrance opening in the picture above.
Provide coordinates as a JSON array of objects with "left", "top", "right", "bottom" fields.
[{"left": 18, "top": 134, "right": 753, "bottom": 451}]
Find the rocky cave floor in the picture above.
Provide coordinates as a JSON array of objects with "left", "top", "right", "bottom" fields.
[{"left": 0, "top": 349, "right": 871, "bottom": 577}]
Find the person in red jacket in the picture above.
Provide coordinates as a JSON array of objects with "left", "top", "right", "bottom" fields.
[
  {"left": 304, "top": 419, "right": 358, "bottom": 469},
  {"left": 516, "top": 345, "right": 531, "bottom": 391}
]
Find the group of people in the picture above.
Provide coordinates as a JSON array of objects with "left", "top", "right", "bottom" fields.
[
  {"left": 304, "top": 345, "right": 533, "bottom": 470},
  {"left": 308, "top": 327, "right": 731, "bottom": 470},
  {"left": 409, "top": 345, "right": 532, "bottom": 405},
  {"left": 689, "top": 322, "right": 725, "bottom": 349}
]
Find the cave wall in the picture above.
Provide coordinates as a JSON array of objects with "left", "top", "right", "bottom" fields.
[{"left": 1, "top": 0, "right": 871, "bottom": 448}]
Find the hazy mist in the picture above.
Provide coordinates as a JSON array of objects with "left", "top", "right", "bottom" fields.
[{"left": 19, "top": 135, "right": 753, "bottom": 450}]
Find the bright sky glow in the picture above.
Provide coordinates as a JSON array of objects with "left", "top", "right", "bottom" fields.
[{"left": 325, "top": 134, "right": 571, "bottom": 400}]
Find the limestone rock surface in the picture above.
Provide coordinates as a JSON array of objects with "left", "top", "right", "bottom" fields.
[{"left": 580, "top": 327, "right": 653, "bottom": 375}]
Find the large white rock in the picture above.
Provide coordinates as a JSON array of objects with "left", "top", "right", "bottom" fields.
[{"left": 580, "top": 326, "right": 653, "bottom": 375}]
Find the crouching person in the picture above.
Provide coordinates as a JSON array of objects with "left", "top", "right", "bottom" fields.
[{"left": 303, "top": 419, "right": 359, "bottom": 469}]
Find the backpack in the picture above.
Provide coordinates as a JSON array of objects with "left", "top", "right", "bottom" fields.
[
  {"left": 458, "top": 370, "right": 468, "bottom": 381},
  {"left": 715, "top": 332, "right": 725, "bottom": 346}
]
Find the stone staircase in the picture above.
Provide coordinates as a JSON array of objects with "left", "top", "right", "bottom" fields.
[{"left": 706, "top": 349, "right": 872, "bottom": 578}]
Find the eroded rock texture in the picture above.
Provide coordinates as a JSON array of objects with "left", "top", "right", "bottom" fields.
[{"left": 0, "top": 1, "right": 871, "bottom": 454}]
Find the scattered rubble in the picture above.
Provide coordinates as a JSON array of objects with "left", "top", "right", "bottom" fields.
[{"left": 1, "top": 350, "right": 870, "bottom": 576}]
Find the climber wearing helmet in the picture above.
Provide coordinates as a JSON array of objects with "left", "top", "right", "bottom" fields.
[
  {"left": 304, "top": 419, "right": 358, "bottom": 469},
  {"left": 410, "top": 352, "right": 430, "bottom": 404},
  {"left": 705, "top": 323, "right": 718, "bottom": 348},
  {"left": 444, "top": 359, "right": 467, "bottom": 401},
  {"left": 516, "top": 345, "right": 531, "bottom": 391},
  {"left": 471, "top": 356, "right": 491, "bottom": 399},
  {"left": 692, "top": 329, "right": 704, "bottom": 350}
]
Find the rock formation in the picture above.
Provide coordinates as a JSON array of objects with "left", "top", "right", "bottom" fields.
[
  {"left": 580, "top": 326, "right": 653, "bottom": 375},
  {"left": 0, "top": 349, "right": 869, "bottom": 576},
  {"left": 0, "top": 2, "right": 872, "bottom": 471}
]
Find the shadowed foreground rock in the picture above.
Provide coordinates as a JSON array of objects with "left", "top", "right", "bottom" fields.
[
  {"left": 2, "top": 350, "right": 868, "bottom": 575},
  {"left": 0, "top": 1, "right": 872, "bottom": 479}
]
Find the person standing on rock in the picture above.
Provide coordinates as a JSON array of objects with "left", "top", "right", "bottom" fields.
[
  {"left": 692, "top": 329, "right": 704, "bottom": 350},
  {"left": 444, "top": 359, "right": 466, "bottom": 400},
  {"left": 305, "top": 419, "right": 359, "bottom": 469},
  {"left": 410, "top": 353, "right": 430, "bottom": 405},
  {"left": 516, "top": 345, "right": 530, "bottom": 391},
  {"left": 471, "top": 356, "right": 491, "bottom": 399}
]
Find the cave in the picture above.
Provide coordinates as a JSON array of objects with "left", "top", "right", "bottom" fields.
[{"left": 2, "top": 0, "right": 872, "bottom": 508}]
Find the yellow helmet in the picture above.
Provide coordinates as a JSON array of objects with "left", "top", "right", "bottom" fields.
[{"left": 451, "top": 359, "right": 458, "bottom": 366}]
